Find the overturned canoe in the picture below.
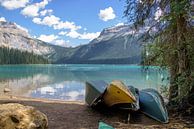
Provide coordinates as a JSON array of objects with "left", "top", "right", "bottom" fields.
[
  {"left": 127, "top": 85, "right": 140, "bottom": 111},
  {"left": 85, "top": 80, "right": 107, "bottom": 107},
  {"left": 139, "top": 89, "right": 169, "bottom": 123},
  {"left": 98, "top": 122, "right": 114, "bottom": 129},
  {"left": 103, "top": 80, "right": 137, "bottom": 108}
]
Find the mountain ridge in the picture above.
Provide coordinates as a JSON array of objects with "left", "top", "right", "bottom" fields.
[{"left": 0, "top": 21, "right": 143, "bottom": 64}]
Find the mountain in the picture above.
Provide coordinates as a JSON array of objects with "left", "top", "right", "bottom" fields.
[
  {"left": 0, "top": 21, "right": 144, "bottom": 64},
  {"left": 56, "top": 25, "right": 143, "bottom": 64},
  {"left": 0, "top": 21, "right": 65, "bottom": 62}
]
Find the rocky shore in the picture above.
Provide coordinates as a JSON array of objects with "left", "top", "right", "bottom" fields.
[{"left": 0, "top": 95, "right": 193, "bottom": 129}]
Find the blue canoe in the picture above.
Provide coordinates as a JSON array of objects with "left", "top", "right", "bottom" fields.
[
  {"left": 85, "top": 80, "right": 107, "bottom": 107},
  {"left": 139, "top": 89, "right": 169, "bottom": 123}
]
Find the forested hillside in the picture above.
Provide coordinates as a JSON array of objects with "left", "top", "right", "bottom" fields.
[
  {"left": 0, "top": 47, "right": 49, "bottom": 64},
  {"left": 124, "top": 0, "right": 194, "bottom": 113}
]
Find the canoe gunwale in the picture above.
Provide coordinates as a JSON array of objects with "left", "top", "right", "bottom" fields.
[{"left": 141, "top": 111, "right": 169, "bottom": 124}]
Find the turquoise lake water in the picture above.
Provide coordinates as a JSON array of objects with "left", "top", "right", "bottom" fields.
[{"left": 0, "top": 64, "right": 169, "bottom": 101}]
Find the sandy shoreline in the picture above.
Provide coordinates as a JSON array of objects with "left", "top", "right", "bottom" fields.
[{"left": 0, "top": 95, "right": 193, "bottom": 129}]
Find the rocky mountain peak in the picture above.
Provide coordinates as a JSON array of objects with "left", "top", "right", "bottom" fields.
[
  {"left": 0, "top": 21, "right": 29, "bottom": 37},
  {"left": 90, "top": 25, "right": 134, "bottom": 44},
  {"left": 100, "top": 25, "right": 131, "bottom": 36},
  {"left": 0, "top": 21, "right": 56, "bottom": 57}
]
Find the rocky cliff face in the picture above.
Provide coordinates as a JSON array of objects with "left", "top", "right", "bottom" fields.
[
  {"left": 90, "top": 25, "right": 134, "bottom": 44},
  {"left": 0, "top": 21, "right": 59, "bottom": 59}
]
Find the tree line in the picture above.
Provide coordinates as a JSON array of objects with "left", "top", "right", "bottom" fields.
[
  {"left": 0, "top": 47, "right": 49, "bottom": 64},
  {"left": 124, "top": 0, "right": 194, "bottom": 112}
]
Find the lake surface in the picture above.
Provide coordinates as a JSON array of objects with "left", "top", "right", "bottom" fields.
[{"left": 0, "top": 64, "right": 169, "bottom": 102}]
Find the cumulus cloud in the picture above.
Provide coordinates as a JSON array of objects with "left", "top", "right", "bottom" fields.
[
  {"left": 99, "top": 7, "right": 116, "bottom": 21},
  {"left": 53, "top": 21, "right": 81, "bottom": 30},
  {"left": 32, "top": 14, "right": 81, "bottom": 31},
  {"left": 41, "top": 15, "right": 60, "bottom": 26},
  {"left": 21, "top": 4, "right": 39, "bottom": 17},
  {"left": 54, "top": 39, "right": 70, "bottom": 47},
  {"left": 66, "top": 30, "right": 80, "bottom": 38},
  {"left": 21, "top": 0, "right": 51, "bottom": 17},
  {"left": 38, "top": 34, "right": 58, "bottom": 43},
  {"left": 79, "top": 32, "right": 100, "bottom": 40},
  {"left": 58, "top": 31, "right": 67, "bottom": 35},
  {"left": 40, "top": 9, "right": 53, "bottom": 16},
  {"left": 32, "top": 17, "right": 42, "bottom": 24},
  {"left": 32, "top": 15, "right": 60, "bottom": 26},
  {"left": 0, "top": 17, "right": 6, "bottom": 22},
  {"left": 0, "top": 0, "right": 29, "bottom": 10},
  {"left": 66, "top": 30, "right": 100, "bottom": 40}
]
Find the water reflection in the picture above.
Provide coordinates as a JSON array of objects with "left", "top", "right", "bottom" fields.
[
  {"left": 0, "top": 65, "right": 169, "bottom": 101},
  {"left": 32, "top": 81, "right": 85, "bottom": 101}
]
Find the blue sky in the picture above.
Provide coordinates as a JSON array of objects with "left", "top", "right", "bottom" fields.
[{"left": 0, "top": 0, "right": 127, "bottom": 47}]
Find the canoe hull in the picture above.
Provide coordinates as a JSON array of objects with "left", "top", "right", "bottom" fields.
[
  {"left": 139, "top": 89, "right": 169, "bottom": 123},
  {"left": 103, "top": 80, "right": 136, "bottom": 107},
  {"left": 85, "top": 80, "right": 107, "bottom": 107}
]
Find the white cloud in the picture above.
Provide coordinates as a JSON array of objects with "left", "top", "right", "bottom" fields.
[
  {"left": 58, "top": 31, "right": 67, "bottom": 35},
  {"left": 41, "top": 15, "right": 60, "bottom": 26},
  {"left": 37, "top": 0, "right": 50, "bottom": 8},
  {"left": 66, "top": 30, "right": 100, "bottom": 40},
  {"left": 32, "top": 15, "right": 60, "bottom": 26},
  {"left": 21, "top": 4, "right": 39, "bottom": 17},
  {"left": 54, "top": 39, "right": 70, "bottom": 47},
  {"left": 21, "top": 0, "right": 51, "bottom": 17},
  {"left": 32, "top": 17, "right": 42, "bottom": 24},
  {"left": 53, "top": 21, "right": 81, "bottom": 30},
  {"left": 99, "top": 7, "right": 116, "bottom": 21},
  {"left": 79, "top": 32, "right": 100, "bottom": 40},
  {"left": 40, "top": 9, "right": 53, "bottom": 16},
  {"left": 0, "top": 17, "right": 6, "bottom": 22},
  {"left": 0, "top": 0, "right": 29, "bottom": 10},
  {"left": 38, "top": 34, "right": 58, "bottom": 43},
  {"left": 115, "top": 22, "right": 124, "bottom": 26},
  {"left": 32, "top": 14, "right": 82, "bottom": 31},
  {"left": 66, "top": 30, "right": 80, "bottom": 38},
  {"left": 37, "top": 34, "right": 70, "bottom": 47}
]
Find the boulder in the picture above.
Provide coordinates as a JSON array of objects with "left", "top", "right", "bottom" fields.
[
  {"left": 4, "top": 88, "right": 11, "bottom": 92},
  {"left": 0, "top": 103, "right": 48, "bottom": 129}
]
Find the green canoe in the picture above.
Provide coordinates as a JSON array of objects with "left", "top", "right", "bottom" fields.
[
  {"left": 85, "top": 80, "right": 107, "bottom": 107},
  {"left": 98, "top": 122, "right": 114, "bottom": 129},
  {"left": 139, "top": 88, "right": 169, "bottom": 123}
]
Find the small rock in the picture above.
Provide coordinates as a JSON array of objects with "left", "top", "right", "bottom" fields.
[
  {"left": 4, "top": 88, "right": 11, "bottom": 92},
  {"left": 0, "top": 103, "right": 48, "bottom": 129}
]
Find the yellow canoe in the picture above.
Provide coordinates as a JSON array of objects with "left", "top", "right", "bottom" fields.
[{"left": 103, "top": 80, "right": 136, "bottom": 107}]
